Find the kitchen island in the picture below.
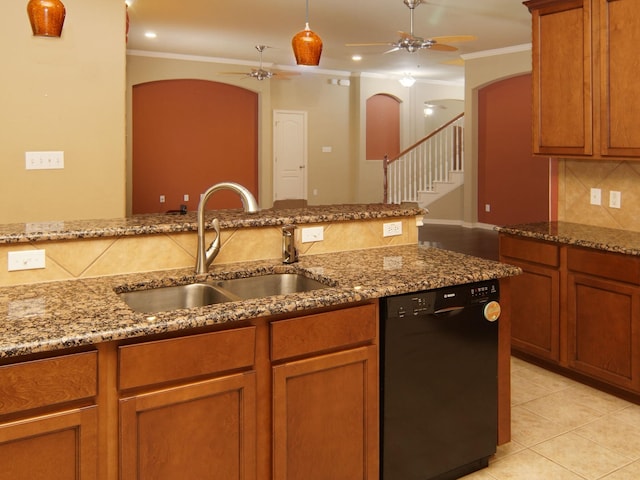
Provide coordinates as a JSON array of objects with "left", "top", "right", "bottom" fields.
[{"left": 0, "top": 205, "right": 520, "bottom": 480}]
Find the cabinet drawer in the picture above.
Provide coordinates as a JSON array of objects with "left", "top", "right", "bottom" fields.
[
  {"left": 271, "top": 303, "right": 377, "bottom": 361},
  {"left": 119, "top": 327, "right": 256, "bottom": 390},
  {"left": 568, "top": 247, "right": 640, "bottom": 285},
  {"left": 0, "top": 351, "right": 97, "bottom": 416},
  {"left": 499, "top": 235, "right": 559, "bottom": 267}
]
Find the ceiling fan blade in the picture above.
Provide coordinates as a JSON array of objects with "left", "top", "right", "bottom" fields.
[
  {"left": 383, "top": 46, "right": 401, "bottom": 54},
  {"left": 271, "top": 71, "right": 301, "bottom": 77},
  {"left": 425, "top": 42, "right": 458, "bottom": 52},
  {"left": 428, "top": 35, "right": 477, "bottom": 44},
  {"left": 217, "top": 72, "right": 251, "bottom": 76}
]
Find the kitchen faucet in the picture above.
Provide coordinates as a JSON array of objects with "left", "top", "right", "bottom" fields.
[{"left": 195, "top": 182, "right": 259, "bottom": 274}]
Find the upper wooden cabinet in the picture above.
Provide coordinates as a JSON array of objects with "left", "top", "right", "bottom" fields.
[{"left": 525, "top": 0, "right": 640, "bottom": 159}]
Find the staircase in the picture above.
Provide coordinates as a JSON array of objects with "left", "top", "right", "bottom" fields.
[{"left": 384, "top": 113, "right": 464, "bottom": 208}]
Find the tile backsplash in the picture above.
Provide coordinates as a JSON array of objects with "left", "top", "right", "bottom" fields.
[{"left": 558, "top": 159, "right": 640, "bottom": 232}]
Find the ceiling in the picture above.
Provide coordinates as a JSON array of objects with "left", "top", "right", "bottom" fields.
[{"left": 125, "top": 0, "right": 532, "bottom": 84}]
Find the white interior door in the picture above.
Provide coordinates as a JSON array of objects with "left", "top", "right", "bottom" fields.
[{"left": 273, "top": 110, "right": 307, "bottom": 201}]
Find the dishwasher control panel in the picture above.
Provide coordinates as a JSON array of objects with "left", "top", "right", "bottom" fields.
[{"left": 384, "top": 280, "right": 500, "bottom": 319}]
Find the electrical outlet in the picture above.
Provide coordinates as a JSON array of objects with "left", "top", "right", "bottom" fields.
[
  {"left": 301, "top": 226, "right": 324, "bottom": 243},
  {"left": 610, "top": 191, "right": 621, "bottom": 209},
  {"left": 159, "top": 195, "right": 166, "bottom": 203},
  {"left": 590, "top": 188, "right": 602, "bottom": 206},
  {"left": 183, "top": 194, "right": 189, "bottom": 202},
  {"left": 485, "top": 204, "right": 491, "bottom": 213},
  {"left": 383, "top": 221, "right": 403, "bottom": 237},
  {"left": 25, "top": 151, "right": 64, "bottom": 170},
  {"left": 8, "top": 250, "right": 46, "bottom": 271}
]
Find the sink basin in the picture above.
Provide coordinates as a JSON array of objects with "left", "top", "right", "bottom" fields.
[
  {"left": 119, "top": 283, "right": 238, "bottom": 313},
  {"left": 214, "top": 273, "right": 328, "bottom": 300},
  {"left": 119, "top": 273, "right": 330, "bottom": 313}
]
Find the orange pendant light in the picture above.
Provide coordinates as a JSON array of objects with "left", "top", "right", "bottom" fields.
[
  {"left": 27, "top": 0, "right": 66, "bottom": 37},
  {"left": 291, "top": 0, "right": 322, "bottom": 66}
]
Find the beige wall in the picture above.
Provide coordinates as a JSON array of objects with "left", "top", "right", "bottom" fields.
[
  {"left": 3, "top": 0, "right": 462, "bottom": 226},
  {"left": 1, "top": 0, "right": 126, "bottom": 224}
]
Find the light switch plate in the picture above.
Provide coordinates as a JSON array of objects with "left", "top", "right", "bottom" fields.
[
  {"left": 25, "top": 151, "right": 64, "bottom": 170},
  {"left": 590, "top": 188, "right": 601, "bottom": 206}
]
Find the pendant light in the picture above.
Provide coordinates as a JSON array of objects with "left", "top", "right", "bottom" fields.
[
  {"left": 291, "top": 0, "right": 322, "bottom": 66},
  {"left": 27, "top": 0, "right": 66, "bottom": 37}
]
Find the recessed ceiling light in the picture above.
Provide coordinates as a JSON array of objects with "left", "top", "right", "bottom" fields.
[
  {"left": 352, "top": 55, "right": 362, "bottom": 61},
  {"left": 144, "top": 31, "right": 157, "bottom": 39}
]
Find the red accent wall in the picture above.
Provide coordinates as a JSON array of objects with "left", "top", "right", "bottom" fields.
[
  {"left": 477, "top": 74, "right": 551, "bottom": 225},
  {"left": 366, "top": 94, "right": 400, "bottom": 160},
  {"left": 132, "top": 79, "right": 258, "bottom": 214}
]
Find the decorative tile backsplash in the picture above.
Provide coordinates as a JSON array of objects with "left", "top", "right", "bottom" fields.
[
  {"left": 0, "top": 218, "right": 419, "bottom": 286},
  {"left": 558, "top": 159, "right": 640, "bottom": 232}
]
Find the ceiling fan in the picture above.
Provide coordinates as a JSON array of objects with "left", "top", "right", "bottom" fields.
[
  {"left": 220, "top": 45, "right": 300, "bottom": 81},
  {"left": 346, "top": 0, "right": 476, "bottom": 54}
]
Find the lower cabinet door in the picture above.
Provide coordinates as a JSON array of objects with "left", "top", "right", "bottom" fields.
[
  {"left": 509, "top": 261, "right": 561, "bottom": 362},
  {"left": 119, "top": 371, "right": 256, "bottom": 480},
  {"left": 272, "top": 346, "right": 378, "bottom": 480},
  {"left": 568, "top": 273, "right": 640, "bottom": 390},
  {"left": 0, "top": 406, "right": 98, "bottom": 480}
]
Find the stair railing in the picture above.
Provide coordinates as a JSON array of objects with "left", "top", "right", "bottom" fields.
[{"left": 384, "top": 113, "right": 464, "bottom": 204}]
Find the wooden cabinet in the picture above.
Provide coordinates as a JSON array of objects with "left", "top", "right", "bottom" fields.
[
  {"left": 567, "top": 247, "right": 640, "bottom": 390},
  {"left": 271, "top": 304, "right": 378, "bottom": 480},
  {"left": 116, "top": 303, "right": 379, "bottom": 480},
  {"left": 525, "top": 0, "right": 640, "bottom": 159},
  {"left": 499, "top": 235, "right": 562, "bottom": 362},
  {"left": 500, "top": 233, "right": 640, "bottom": 397},
  {"left": 0, "top": 352, "right": 98, "bottom": 480},
  {"left": 118, "top": 327, "right": 257, "bottom": 480}
]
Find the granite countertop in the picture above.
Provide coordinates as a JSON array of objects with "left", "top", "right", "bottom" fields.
[
  {"left": 0, "top": 244, "right": 521, "bottom": 359},
  {"left": 0, "top": 203, "right": 425, "bottom": 244},
  {"left": 497, "top": 221, "right": 640, "bottom": 256}
]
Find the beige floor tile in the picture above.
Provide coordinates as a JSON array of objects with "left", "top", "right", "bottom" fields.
[
  {"left": 611, "top": 404, "right": 640, "bottom": 426},
  {"left": 600, "top": 460, "right": 640, "bottom": 480},
  {"left": 532, "top": 432, "right": 633, "bottom": 480},
  {"left": 511, "top": 370, "right": 560, "bottom": 406},
  {"left": 511, "top": 405, "right": 573, "bottom": 447},
  {"left": 460, "top": 467, "right": 498, "bottom": 479},
  {"left": 575, "top": 414, "right": 640, "bottom": 460},
  {"left": 568, "top": 384, "right": 633, "bottom": 415},
  {"left": 485, "top": 449, "right": 584, "bottom": 480},
  {"left": 520, "top": 388, "right": 607, "bottom": 429},
  {"left": 493, "top": 440, "right": 526, "bottom": 462}
]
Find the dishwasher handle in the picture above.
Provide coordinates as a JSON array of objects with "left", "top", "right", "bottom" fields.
[{"left": 433, "top": 306, "right": 465, "bottom": 315}]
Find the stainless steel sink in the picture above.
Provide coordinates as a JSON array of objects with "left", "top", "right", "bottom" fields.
[
  {"left": 118, "top": 283, "right": 238, "bottom": 313},
  {"left": 118, "top": 273, "right": 330, "bottom": 313},
  {"left": 214, "top": 273, "right": 328, "bottom": 300}
]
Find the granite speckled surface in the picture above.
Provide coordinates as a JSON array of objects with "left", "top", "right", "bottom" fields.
[
  {"left": 0, "top": 204, "right": 424, "bottom": 244},
  {"left": 497, "top": 221, "right": 640, "bottom": 256},
  {"left": 0, "top": 245, "right": 521, "bottom": 359}
]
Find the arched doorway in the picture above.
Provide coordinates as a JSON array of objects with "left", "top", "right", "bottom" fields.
[
  {"left": 131, "top": 79, "right": 258, "bottom": 214},
  {"left": 366, "top": 94, "right": 400, "bottom": 160}
]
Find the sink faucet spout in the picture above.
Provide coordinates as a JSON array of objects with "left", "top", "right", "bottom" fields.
[{"left": 195, "top": 182, "right": 259, "bottom": 274}]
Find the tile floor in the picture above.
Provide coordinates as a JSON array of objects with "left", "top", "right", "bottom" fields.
[
  {"left": 462, "top": 357, "right": 640, "bottom": 480},
  {"left": 418, "top": 225, "right": 640, "bottom": 480}
]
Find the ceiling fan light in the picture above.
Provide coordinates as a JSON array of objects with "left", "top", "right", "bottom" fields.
[
  {"left": 292, "top": 23, "right": 323, "bottom": 66},
  {"left": 399, "top": 74, "right": 416, "bottom": 87}
]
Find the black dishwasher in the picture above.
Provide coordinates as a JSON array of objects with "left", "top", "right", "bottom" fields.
[{"left": 380, "top": 280, "right": 501, "bottom": 480}]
